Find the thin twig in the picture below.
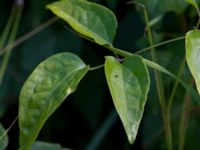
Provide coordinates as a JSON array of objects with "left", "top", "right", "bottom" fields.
[
  {"left": 0, "top": 116, "right": 18, "bottom": 140},
  {"left": 0, "top": 17, "right": 59, "bottom": 56},
  {"left": 178, "top": 81, "right": 193, "bottom": 150},
  {"left": 135, "top": 36, "right": 185, "bottom": 54},
  {"left": 89, "top": 64, "right": 105, "bottom": 71}
]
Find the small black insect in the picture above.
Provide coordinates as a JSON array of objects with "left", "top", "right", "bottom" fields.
[{"left": 114, "top": 74, "right": 118, "bottom": 78}]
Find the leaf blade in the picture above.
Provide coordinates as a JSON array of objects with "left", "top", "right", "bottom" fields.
[
  {"left": 19, "top": 52, "right": 89, "bottom": 150},
  {"left": 105, "top": 55, "right": 150, "bottom": 143},
  {"left": 186, "top": 0, "right": 198, "bottom": 8},
  {"left": 186, "top": 29, "right": 200, "bottom": 94},
  {"left": 47, "top": 0, "right": 117, "bottom": 45},
  {"left": 31, "top": 141, "right": 71, "bottom": 150}
]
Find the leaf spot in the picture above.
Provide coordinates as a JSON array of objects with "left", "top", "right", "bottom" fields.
[{"left": 114, "top": 74, "right": 118, "bottom": 78}]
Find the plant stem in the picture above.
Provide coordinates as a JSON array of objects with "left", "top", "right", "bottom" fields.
[
  {"left": 143, "top": 7, "right": 172, "bottom": 150},
  {"left": 0, "top": 116, "right": 18, "bottom": 140},
  {"left": 0, "top": 17, "right": 58, "bottom": 56},
  {"left": 178, "top": 82, "right": 193, "bottom": 150},
  {"left": 168, "top": 57, "right": 186, "bottom": 109},
  {"left": 89, "top": 64, "right": 105, "bottom": 71},
  {"left": 0, "top": 5, "right": 17, "bottom": 48},
  {"left": 85, "top": 110, "right": 118, "bottom": 150},
  {"left": 195, "top": 4, "right": 200, "bottom": 28},
  {"left": 0, "top": 4, "right": 23, "bottom": 85},
  {"left": 135, "top": 36, "right": 185, "bottom": 54},
  {"left": 105, "top": 45, "right": 132, "bottom": 57}
]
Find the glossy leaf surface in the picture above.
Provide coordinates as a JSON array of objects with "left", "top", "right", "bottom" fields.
[
  {"left": 47, "top": 0, "right": 117, "bottom": 45},
  {"left": 0, "top": 123, "right": 8, "bottom": 150},
  {"left": 105, "top": 55, "right": 150, "bottom": 144},
  {"left": 19, "top": 52, "right": 89, "bottom": 150},
  {"left": 186, "top": 30, "right": 200, "bottom": 94},
  {"left": 31, "top": 141, "right": 71, "bottom": 150}
]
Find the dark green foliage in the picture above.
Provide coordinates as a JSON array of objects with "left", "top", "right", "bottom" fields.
[{"left": 1, "top": 0, "right": 200, "bottom": 150}]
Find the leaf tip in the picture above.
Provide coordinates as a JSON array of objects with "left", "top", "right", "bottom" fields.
[{"left": 126, "top": 124, "right": 138, "bottom": 144}]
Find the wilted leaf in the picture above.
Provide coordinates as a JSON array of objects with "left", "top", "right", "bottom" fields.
[
  {"left": 0, "top": 123, "right": 8, "bottom": 150},
  {"left": 19, "top": 52, "right": 89, "bottom": 150},
  {"left": 31, "top": 141, "right": 71, "bottom": 150},
  {"left": 47, "top": 0, "right": 117, "bottom": 45},
  {"left": 186, "top": 29, "right": 200, "bottom": 95},
  {"left": 105, "top": 55, "right": 150, "bottom": 143}
]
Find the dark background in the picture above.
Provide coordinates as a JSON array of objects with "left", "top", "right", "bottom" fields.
[{"left": 1, "top": 0, "right": 200, "bottom": 149}]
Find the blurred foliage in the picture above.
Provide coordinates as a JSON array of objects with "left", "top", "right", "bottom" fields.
[
  {"left": 0, "top": 124, "right": 8, "bottom": 149},
  {"left": 0, "top": 0, "right": 200, "bottom": 149}
]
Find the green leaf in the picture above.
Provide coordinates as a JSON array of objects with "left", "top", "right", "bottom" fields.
[
  {"left": 186, "top": 0, "right": 198, "bottom": 8},
  {"left": 186, "top": 29, "right": 200, "bottom": 95},
  {"left": 31, "top": 141, "right": 71, "bottom": 150},
  {"left": 47, "top": 0, "right": 117, "bottom": 45},
  {"left": 143, "top": 58, "right": 200, "bottom": 104},
  {"left": 0, "top": 123, "right": 8, "bottom": 150},
  {"left": 19, "top": 52, "right": 89, "bottom": 150},
  {"left": 134, "top": 0, "right": 187, "bottom": 16},
  {"left": 105, "top": 55, "right": 150, "bottom": 144}
]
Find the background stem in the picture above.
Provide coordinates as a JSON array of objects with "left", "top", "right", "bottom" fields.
[
  {"left": 168, "top": 57, "right": 186, "bottom": 109},
  {"left": 178, "top": 81, "right": 193, "bottom": 150},
  {"left": 0, "top": 4, "right": 23, "bottom": 85},
  {"left": 0, "top": 5, "right": 17, "bottom": 48},
  {"left": 143, "top": 7, "right": 173, "bottom": 150},
  {"left": 0, "top": 17, "right": 58, "bottom": 56}
]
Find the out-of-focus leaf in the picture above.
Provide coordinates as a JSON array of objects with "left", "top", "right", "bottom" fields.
[
  {"left": 186, "top": 0, "right": 198, "bottom": 8},
  {"left": 186, "top": 30, "right": 200, "bottom": 95},
  {"left": 105, "top": 55, "right": 150, "bottom": 144},
  {"left": 0, "top": 123, "right": 8, "bottom": 150},
  {"left": 134, "top": 0, "right": 187, "bottom": 16},
  {"left": 19, "top": 52, "right": 89, "bottom": 150},
  {"left": 31, "top": 141, "right": 71, "bottom": 150},
  {"left": 47, "top": 0, "right": 117, "bottom": 45}
]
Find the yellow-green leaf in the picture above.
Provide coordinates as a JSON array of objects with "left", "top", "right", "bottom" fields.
[
  {"left": 186, "top": 29, "right": 200, "bottom": 94},
  {"left": 19, "top": 52, "right": 89, "bottom": 150},
  {"left": 186, "top": 0, "right": 198, "bottom": 8},
  {"left": 105, "top": 55, "right": 150, "bottom": 144},
  {"left": 47, "top": 0, "right": 117, "bottom": 45}
]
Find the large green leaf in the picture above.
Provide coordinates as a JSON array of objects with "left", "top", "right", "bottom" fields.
[
  {"left": 186, "top": 29, "right": 200, "bottom": 95},
  {"left": 47, "top": 0, "right": 117, "bottom": 45},
  {"left": 0, "top": 123, "right": 8, "bottom": 150},
  {"left": 31, "top": 141, "right": 71, "bottom": 150},
  {"left": 105, "top": 55, "right": 150, "bottom": 144},
  {"left": 134, "top": 0, "right": 187, "bottom": 16},
  {"left": 19, "top": 52, "right": 89, "bottom": 150}
]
